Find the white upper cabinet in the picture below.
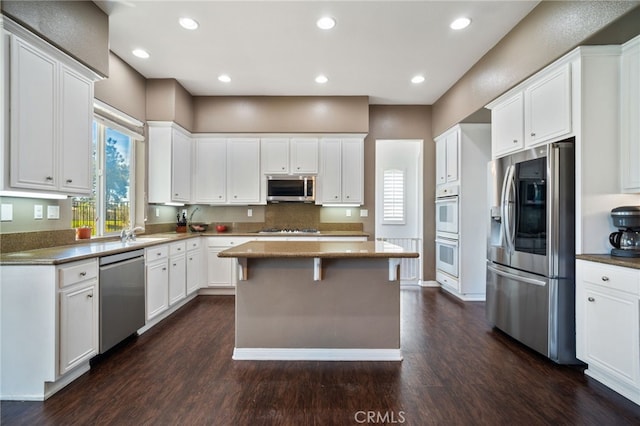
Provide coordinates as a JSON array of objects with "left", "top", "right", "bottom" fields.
[
  {"left": 148, "top": 123, "right": 192, "bottom": 204},
  {"left": 7, "top": 31, "right": 94, "bottom": 195},
  {"left": 524, "top": 64, "right": 572, "bottom": 147},
  {"left": 319, "top": 138, "right": 364, "bottom": 205},
  {"left": 193, "top": 138, "right": 227, "bottom": 203},
  {"left": 261, "top": 137, "right": 318, "bottom": 174},
  {"left": 435, "top": 127, "right": 460, "bottom": 186},
  {"left": 290, "top": 138, "right": 318, "bottom": 174},
  {"left": 621, "top": 35, "right": 640, "bottom": 193},
  {"left": 261, "top": 138, "right": 289, "bottom": 174},
  {"left": 491, "top": 92, "right": 524, "bottom": 158},
  {"left": 228, "top": 138, "right": 261, "bottom": 204}
]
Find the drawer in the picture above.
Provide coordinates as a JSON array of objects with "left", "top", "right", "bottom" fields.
[
  {"left": 580, "top": 260, "right": 640, "bottom": 296},
  {"left": 207, "top": 237, "right": 252, "bottom": 248},
  {"left": 436, "top": 270, "right": 459, "bottom": 292},
  {"left": 59, "top": 259, "right": 98, "bottom": 287},
  {"left": 146, "top": 244, "right": 169, "bottom": 261},
  {"left": 186, "top": 238, "right": 202, "bottom": 251},
  {"left": 170, "top": 241, "right": 187, "bottom": 256}
]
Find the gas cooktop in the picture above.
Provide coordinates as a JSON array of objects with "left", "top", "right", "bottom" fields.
[{"left": 258, "top": 228, "right": 320, "bottom": 234}]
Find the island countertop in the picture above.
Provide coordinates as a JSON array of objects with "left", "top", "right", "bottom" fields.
[{"left": 218, "top": 240, "right": 419, "bottom": 259}]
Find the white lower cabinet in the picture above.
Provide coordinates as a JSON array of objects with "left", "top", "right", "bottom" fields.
[
  {"left": 186, "top": 238, "right": 203, "bottom": 295},
  {"left": 145, "top": 245, "right": 169, "bottom": 321},
  {"left": 576, "top": 260, "right": 640, "bottom": 405},
  {"left": 58, "top": 259, "right": 99, "bottom": 376},
  {"left": 206, "top": 237, "right": 251, "bottom": 287},
  {"left": 168, "top": 242, "right": 186, "bottom": 305}
]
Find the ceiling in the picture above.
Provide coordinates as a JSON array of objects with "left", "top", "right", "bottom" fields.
[{"left": 95, "top": 1, "right": 539, "bottom": 105}]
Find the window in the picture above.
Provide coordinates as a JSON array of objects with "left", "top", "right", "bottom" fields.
[
  {"left": 382, "top": 169, "right": 405, "bottom": 224},
  {"left": 72, "top": 120, "right": 136, "bottom": 236}
]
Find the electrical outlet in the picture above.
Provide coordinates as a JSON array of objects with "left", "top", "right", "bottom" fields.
[
  {"left": 360, "top": 209, "right": 368, "bottom": 217},
  {"left": 155, "top": 208, "right": 160, "bottom": 217},
  {"left": 1, "top": 204, "right": 13, "bottom": 221},
  {"left": 34, "top": 205, "right": 43, "bottom": 219},
  {"left": 47, "top": 205, "right": 60, "bottom": 219},
  {"left": 247, "top": 208, "right": 253, "bottom": 217},
  {"left": 346, "top": 209, "right": 352, "bottom": 217}
]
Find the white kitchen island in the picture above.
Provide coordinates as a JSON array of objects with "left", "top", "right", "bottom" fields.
[{"left": 218, "top": 240, "right": 419, "bottom": 361}]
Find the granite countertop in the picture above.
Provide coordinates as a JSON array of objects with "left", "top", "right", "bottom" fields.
[
  {"left": 576, "top": 254, "right": 640, "bottom": 270},
  {"left": 218, "top": 240, "right": 419, "bottom": 259},
  {"left": 0, "top": 231, "right": 370, "bottom": 265}
]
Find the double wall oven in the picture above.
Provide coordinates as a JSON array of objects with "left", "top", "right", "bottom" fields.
[{"left": 435, "top": 185, "right": 459, "bottom": 281}]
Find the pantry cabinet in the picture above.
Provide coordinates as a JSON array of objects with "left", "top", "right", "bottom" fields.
[
  {"left": 6, "top": 27, "right": 94, "bottom": 195},
  {"left": 319, "top": 138, "right": 364, "bottom": 205},
  {"left": 620, "top": 35, "right": 640, "bottom": 193},
  {"left": 148, "top": 122, "right": 192, "bottom": 204},
  {"left": 576, "top": 259, "right": 640, "bottom": 405},
  {"left": 434, "top": 127, "right": 459, "bottom": 185}
]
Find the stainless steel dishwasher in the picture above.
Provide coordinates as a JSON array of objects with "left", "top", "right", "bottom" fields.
[{"left": 99, "top": 249, "right": 145, "bottom": 353}]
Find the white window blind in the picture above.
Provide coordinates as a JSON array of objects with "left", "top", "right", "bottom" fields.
[{"left": 383, "top": 169, "right": 405, "bottom": 224}]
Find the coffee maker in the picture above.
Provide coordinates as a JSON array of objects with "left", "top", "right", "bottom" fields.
[{"left": 609, "top": 206, "right": 640, "bottom": 258}]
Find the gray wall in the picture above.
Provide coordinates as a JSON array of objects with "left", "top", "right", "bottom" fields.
[
  {"left": 1, "top": 0, "right": 109, "bottom": 77},
  {"left": 367, "top": 105, "right": 434, "bottom": 281},
  {"left": 193, "top": 96, "right": 369, "bottom": 133},
  {"left": 146, "top": 79, "right": 194, "bottom": 132},
  {"left": 432, "top": 1, "right": 640, "bottom": 136},
  {"left": 94, "top": 52, "right": 147, "bottom": 123}
]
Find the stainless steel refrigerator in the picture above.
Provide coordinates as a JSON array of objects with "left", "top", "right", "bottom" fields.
[{"left": 486, "top": 139, "right": 579, "bottom": 364}]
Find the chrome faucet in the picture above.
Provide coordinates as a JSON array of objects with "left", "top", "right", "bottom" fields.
[{"left": 120, "top": 226, "right": 144, "bottom": 243}]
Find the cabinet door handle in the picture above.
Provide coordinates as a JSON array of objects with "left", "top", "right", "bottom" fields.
[
  {"left": 588, "top": 297, "right": 595, "bottom": 302},
  {"left": 66, "top": 179, "right": 73, "bottom": 183},
  {"left": 45, "top": 176, "right": 53, "bottom": 181},
  {"left": 79, "top": 271, "right": 87, "bottom": 277},
  {"left": 530, "top": 132, "right": 536, "bottom": 137},
  {"left": 601, "top": 276, "right": 610, "bottom": 282},
  {"left": 513, "top": 139, "right": 518, "bottom": 144},
  {"left": 162, "top": 267, "right": 167, "bottom": 271},
  {"left": 157, "top": 252, "right": 162, "bottom": 256},
  {"left": 87, "top": 293, "right": 93, "bottom": 298}
]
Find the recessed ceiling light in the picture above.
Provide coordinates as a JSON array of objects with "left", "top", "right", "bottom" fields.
[
  {"left": 411, "top": 75, "right": 425, "bottom": 84},
  {"left": 450, "top": 17, "right": 471, "bottom": 30},
  {"left": 179, "top": 17, "right": 199, "bottom": 30},
  {"left": 316, "top": 16, "right": 336, "bottom": 30},
  {"left": 315, "top": 75, "right": 328, "bottom": 84},
  {"left": 132, "top": 48, "right": 149, "bottom": 59},
  {"left": 218, "top": 74, "right": 231, "bottom": 83}
]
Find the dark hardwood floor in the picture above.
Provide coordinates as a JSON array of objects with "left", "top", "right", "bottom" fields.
[{"left": 3, "top": 288, "right": 640, "bottom": 425}]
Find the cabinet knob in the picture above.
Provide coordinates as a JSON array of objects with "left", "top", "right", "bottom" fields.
[
  {"left": 87, "top": 293, "right": 93, "bottom": 298},
  {"left": 513, "top": 140, "right": 518, "bottom": 144},
  {"left": 601, "top": 276, "right": 610, "bottom": 282},
  {"left": 157, "top": 252, "right": 162, "bottom": 256},
  {"left": 334, "top": 195, "right": 339, "bottom": 199},
  {"left": 297, "top": 166, "right": 300, "bottom": 170},
  {"left": 45, "top": 176, "right": 53, "bottom": 181},
  {"left": 66, "top": 179, "right": 73, "bottom": 183},
  {"left": 189, "top": 257, "right": 193, "bottom": 261},
  {"left": 281, "top": 167, "right": 285, "bottom": 170},
  {"left": 530, "top": 132, "right": 536, "bottom": 137},
  {"left": 175, "top": 193, "right": 179, "bottom": 196},
  {"left": 79, "top": 271, "right": 87, "bottom": 277},
  {"left": 588, "top": 297, "right": 595, "bottom": 302},
  {"left": 162, "top": 267, "right": 167, "bottom": 271},
  {"left": 172, "top": 263, "right": 177, "bottom": 267},
  {"left": 218, "top": 195, "right": 223, "bottom": 198},
  {"left": 346, "top": 195, "right": 350, "bottom": 199},
  {"left": 234, "top": 195, "right": 238, "bottom": 198}
]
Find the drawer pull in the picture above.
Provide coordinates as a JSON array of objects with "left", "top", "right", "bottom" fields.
[
  {"left": 162, "top": 267, "right": 167, "bottom": 271},
  {"left": 87, "top": 293, "right": 93, "bottom": 298},
  {"left": 601, "top": 276, "right": 610, "bottom": 282},
  {"left": 157, "top": 252, "right": 162, "bottom": 256},
  {"left": 79, "top": 272, "right": 87, "bottom": 277},
  {"left": 588, "top": 297, "right": 595, "bottom": 302}
]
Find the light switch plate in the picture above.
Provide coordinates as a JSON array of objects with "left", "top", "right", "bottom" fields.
[
  {"left": 34, "top": 205, "right": 43, "bottom": 219},
  {"left": 360, "top": 209, "right": 368, "bottom": 217},
  {"left": 47, "top": 205, "right": 60, "bottom": 219},
  {"left": 247, "top": 208, "right": 253, "bottom": 217},
  {"left": 346, "top": 209, "right": 352, "bottom": 217},
  {"left": 1, "top": 204, "right": 13, "bottom": 221},
  {"left": 155, "top": 208, "right": 160, "bottom": 217}
]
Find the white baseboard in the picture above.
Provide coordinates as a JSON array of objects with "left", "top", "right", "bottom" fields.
[
  {"left": 419, "top": 280, "right": 439, "bottom": 287},
  {"left": 440, "top": 285, "right": 486, "bottom": 301},
  {"left": 233, "top": 347, "right": 403, "bottom": 361},
  {"left": 198, "top": 287, "right": 235, "bottom": 296}
]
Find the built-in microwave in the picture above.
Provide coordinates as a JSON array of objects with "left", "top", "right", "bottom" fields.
[{"left": 266, "top": 175, "right": 315, "bottom": 202}]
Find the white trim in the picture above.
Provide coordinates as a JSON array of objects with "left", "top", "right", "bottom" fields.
[
  {"left": 191, "top": 132, "right": 368, "bottom": 139},
  {"left": 232, "top": 347, "right": 402, "bottom": 361},
  {"left": 420, "top": 280, "right": 439, "bottom": 288}
]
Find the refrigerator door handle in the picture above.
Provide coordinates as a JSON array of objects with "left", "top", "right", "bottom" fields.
[
  {"left": 501, "top": 165, "right": 516, "bottom": 253},
  {"left": 487, "top": 264, "right": 547, "bottom": 287}
]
